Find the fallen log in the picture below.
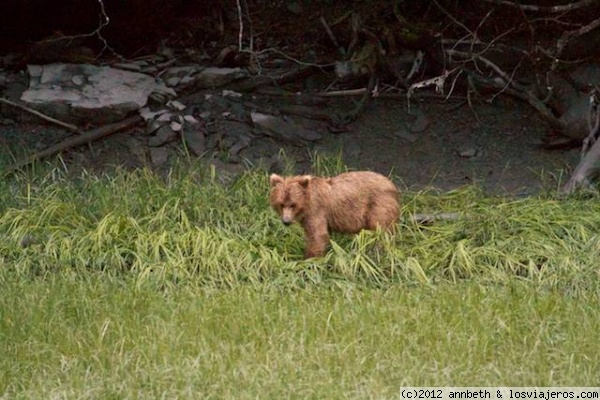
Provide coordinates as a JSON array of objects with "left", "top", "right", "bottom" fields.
[
  {"left": 5, "top": 115, "right": 142, "bottom": 175},
  {"left": 226, "top": 65, "right": 321, "bottom": 92},
  {"left": 562, "top": 138, "right": 600, "bottom": 194},
  {"left": 561, "top": 91, "right": 600, "bottom": 193}
]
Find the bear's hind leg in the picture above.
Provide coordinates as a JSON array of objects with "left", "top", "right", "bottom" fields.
[{"left": 366, "top": 197, "right": 399, "bottom": 232}]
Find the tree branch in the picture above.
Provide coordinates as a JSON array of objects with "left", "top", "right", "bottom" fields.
[{"left": 481, "top": 0, "right": 599, "bottom": 13}]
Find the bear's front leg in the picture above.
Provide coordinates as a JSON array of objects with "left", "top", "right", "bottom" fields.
[{"left": 303, "top": 218, "right": 330, "bottom": 258}]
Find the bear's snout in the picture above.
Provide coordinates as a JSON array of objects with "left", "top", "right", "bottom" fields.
[{"left": 281, "top": 208, "right": 296, "bottom": 225}]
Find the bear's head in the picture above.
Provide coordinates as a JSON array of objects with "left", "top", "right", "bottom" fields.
[{"left": 269, "top": 174, "right": 311, "bottom": 225}]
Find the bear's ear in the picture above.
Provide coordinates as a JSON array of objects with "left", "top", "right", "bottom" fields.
[
  {"left": 297, "top": 175, "right": 311, "bottom": 188},
  {"left": 269, "top": 174, "right": 284, "bottom": 187}
]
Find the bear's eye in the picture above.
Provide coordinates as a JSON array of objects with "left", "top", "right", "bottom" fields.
[{"left": 289, "top": 203, "right": 296, "bottom": 209}]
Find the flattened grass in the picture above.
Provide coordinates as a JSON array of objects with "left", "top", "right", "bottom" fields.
[
  {"left": 2, "top": 162, "right": 600, "bottom": 288},
  {"left": 1, "top": 159, "right": 600, "bottom": 396}
]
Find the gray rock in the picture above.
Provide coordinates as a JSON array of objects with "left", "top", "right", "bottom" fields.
[
  {"left": 112, "top": 62, "right": 143, "bottom": 72},
  {"left": 148, "top": 124, "right": 178, "bottom": 147},
  {"left": 191, "top": 67, "right": 248, "bottom": 90},
  {"left": 161, "top": 66, "right": 198, "bottom": 87},
  {"left": 251, "top": 112, "right": 322, "bottom": 143},
  {"left": 458, "top": 147, "right": 479, "bottom": 158},
  {"left": 228, "top": 134, "right": 251, "bottom": 156},
  {"left": 182, "top": 126, "right": 206, "bottom": 156},
  {"left": 150, "top": 147, "right": 169, "bottom": 167},
  {"left": 20, "top": 63, "right": 176, "bottom": 124},
  {"left": 126, "top": 136, "right": 148, "bottom": 165}
]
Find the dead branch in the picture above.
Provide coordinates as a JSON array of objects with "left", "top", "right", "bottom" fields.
[
  {"left": 552, "top": 16, "right": 600, "bottom": 70},
  {"left": 433, "top": 0, "right": 479, "bottom": 40},
  {"left": 319, "top": 16, "right": 340, "bottom": 49},
  {"left": 316, "top": 88, "right": 368, "bottom": 97},
  {"left": 5, "top": 115, "right": 142, "bottom": 175},
  {"left": 562, "top": 91, "right": 600, "bottom": 193},
  {"left": 562, "top": 136, "right": 600, "bottom": 193},
  {"left": 407, "top": 68, "right": 459, "bottom": 101},
  {"left": 39, "top": 0, "right": 121, "bottom": 60},
  {"left": 580, "top": 90, "right": 600, "bottom": 154},
  {"left": 467, "top": 71, "right": 561, "bottom": 127},
  {"left": 0, "top": 98, "right": 82, "bottom": 134},
  {"left": 236, "top": 0, "right": 244, "bottom": 51},
  {"left": 410, "top": 212, "right": 461, "bottom": 224},
  {"left": 235, "top": 0, "right": 255, "bottom": 61},
  {"left": 227, "top": 65, "right": 321, "bottom": 92},
  {"left": 445, "top": 47, "right": 564, "bottom": 128},
  {"left": 481, "top": 0, "right": 598, "bottom": 13}
]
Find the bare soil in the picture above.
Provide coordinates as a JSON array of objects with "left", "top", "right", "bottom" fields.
[
  {"left": 1, "top": 89, "right": 579, "bottom": 197},
  {"left": 322, "top": 96, "right": 580, "bottom": 195}
]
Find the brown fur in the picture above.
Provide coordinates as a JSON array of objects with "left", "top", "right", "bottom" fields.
[{"left": 269, "top": 171, "right": 400, "bottom": 258}]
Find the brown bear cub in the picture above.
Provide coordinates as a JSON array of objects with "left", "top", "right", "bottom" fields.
[{"left": 269, "top": 171, "right": 400, "bottom": 258}]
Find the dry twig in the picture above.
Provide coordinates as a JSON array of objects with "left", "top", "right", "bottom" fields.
[
  {"left": 0, "top": 98, "right": 82, "bottom": 134},
  {"left": 552, "top": 16, "right": 600, "bottom": 70}
]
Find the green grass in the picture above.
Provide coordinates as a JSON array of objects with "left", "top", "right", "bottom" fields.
[
  {"left": 2, "top": 278, "right": 599, "bottom": 398},
  {"left": 1, "top": 158, "right": 600, "bottom": 396}
]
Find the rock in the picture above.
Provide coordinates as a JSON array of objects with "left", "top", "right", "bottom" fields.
[
  {"left": 148, "top": 124, "right": 178, "bottom": 147},
  {"left": 214, "top": 119, "right": 253, "bottom": 140},
  {"left": 165, "top": 77, "right": 181, "bottom": 87},
  {"left": 167, "top": 100, "right": 186, "bottom": 111},
  {"left": 20, "top": 63, "right": 176, "bottom": 124},
  {"left": 183, "top": 115, "right": 199, "bottom": 124},
  {"left": 150, "top": 147, "right": 169, "bottom": 167},
  {"left": 207, "top": 158, "right": 246, "bottom": 184},
  {"left": 139, "top": 107, "right": 169, "bottom": 122},
  {"left": 228, "top": 134, "right": 251, "bottom": 156},
  {"left": 182, "top": 126, "right": 206, "bottom": 156},
  {"left": 157, "top": 112, "right": 174, "bottom": 122},
  {"left": 170, "top": 120, "right": 183, "bottom": 132},
  {"left": 458, "top": 147, "right": 479, "bottom": 158},
  {"left": 161, "top": 66, "right": 199, "bottom": 87},
  {"left": 71, "top": 75, "right": 84, "bottom": 85},
  {"left": 112, "top": 62, "right": 143, "bottom": 72},
  {"left": 254, "top": 155, "right": 285, "bottom": 173},
  {"left": 250, "top": 112, "right": 322, "bottom": 143},
  {"left": 126, "top": 136, "right": 148, "bottom": 165},
  {"left": 191, "top": 67, "right": 248, "bottom": 90},
  {"left": 221, "top": 89, "right": 243, "bottom": 98}
]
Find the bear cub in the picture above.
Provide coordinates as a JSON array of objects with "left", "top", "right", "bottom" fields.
[{"left": 269, "top": 171, "right": 400, "bottom": 258}]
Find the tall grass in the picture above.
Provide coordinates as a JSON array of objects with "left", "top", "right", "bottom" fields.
[
  {"left": 1, "top": 157, "right": 600, "bottom": 395},
  {"left": 2, "top": 159, "right": 600, "bottom": 289}
]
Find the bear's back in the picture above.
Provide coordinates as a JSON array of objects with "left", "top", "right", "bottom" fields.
[{"left": 311, "top": 171, "right": 399, "bottom": 233}]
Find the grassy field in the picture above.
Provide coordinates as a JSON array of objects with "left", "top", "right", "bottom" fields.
[{"left": 1, "top": 158, "right": 600, "bottom": 397}]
